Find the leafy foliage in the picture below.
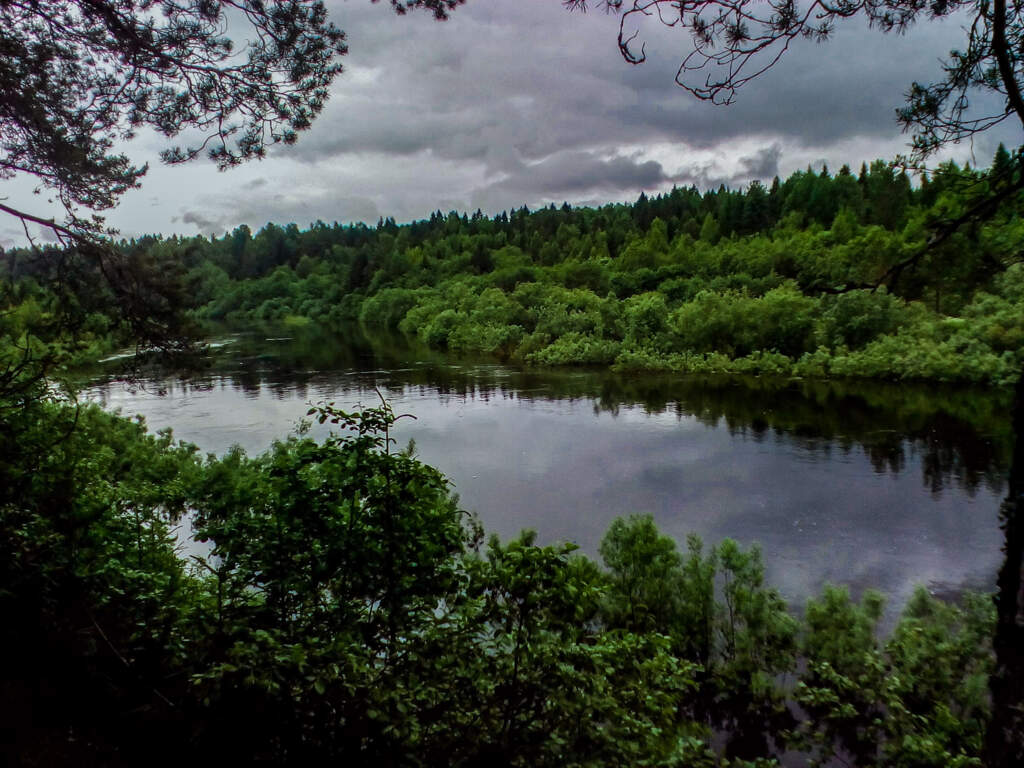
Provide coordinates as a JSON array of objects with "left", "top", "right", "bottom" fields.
[
  {"left": 0, "top": 390, "right": 1004, "bottom": 766},
  {"left": 7, "top": 153, "right": 1022, "bottom": 386},
  {"left": 21, "top": 152, "right": 1010, "bottom": 384}
]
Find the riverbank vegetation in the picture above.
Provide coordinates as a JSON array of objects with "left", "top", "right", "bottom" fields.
[
  {"left": 0, "top": 395, "right": 999, "bottom": 766},
  {"left": 10, "top": 153, "right": 1022, "bottom": 386},
  {"left": 4, "top": 153, "right": 1023, "bottom": 387}
]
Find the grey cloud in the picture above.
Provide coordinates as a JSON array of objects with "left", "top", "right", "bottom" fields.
[
  {"left": 737, "top": 144, "right": 783, "bottom": 182},
  {"left": 230, "top": 193, "right": 382, "bottom": 230},
  {"left": 181, "top": 210, "right": 229, "bottom": 236},
  {"left": 319, "top": 195, "right": 382, "bottom": 226},
  {"left": 672, "top": 159, "right": 734, "bottom": 191},
  {"left": 517, "top": 151, "right": 675, "bottom": 194},
  {"left": 298, "top": 3, "right": 975, "bottom": 173},
  {"left": 0, "top": 224, "right": 60, "bottom": 247},
  {"left": 0, "top": 227, "right": 23, "bottom": 249},
  {"left": 172, "top": 188, "right": 384, "bottom": 234},
  {"left": 466, "top": 143, "right": 788, "bottom": 215},
  {"left": 37, "top": 226, "right": 61, "bottom": 243},
  {"left": 617, "top": 11, "right": 974, "bottom": 147},
  {"left": 469, "top": 150, "right": 681, "bottom": 212},
  {"left": 286, "top": 103, "right": 495, "bottom": 162}
]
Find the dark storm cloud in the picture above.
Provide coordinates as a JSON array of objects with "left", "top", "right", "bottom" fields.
[
  {"left": 313, "top": 3, "right": 971, "bottom": 155},
  {"left": 572, "top": 8, "right": 978, "bottom": 149}
]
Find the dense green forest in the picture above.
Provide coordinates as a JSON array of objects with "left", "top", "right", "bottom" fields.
[{"left": 7, "top": 153, "right": 1021, "bottom": 386}]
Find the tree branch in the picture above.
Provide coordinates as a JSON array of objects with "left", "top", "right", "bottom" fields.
[
  {"left": 874, "top": 163, "right": 1024, "bottom": 291},
  {"left": 992, "top": 0, "right": 1024, "bottom": 130},
  {"left": 0, "top": 201, "right": 83, "bottom": 247}
]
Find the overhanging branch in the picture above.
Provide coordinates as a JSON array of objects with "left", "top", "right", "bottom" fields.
[{"left": 992, "top": 0, "right": 1024, "bottom": 130}]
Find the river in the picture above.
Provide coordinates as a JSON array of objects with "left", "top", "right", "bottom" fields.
[{"left": 84, "top": 326, "right": 1011, "bottom": 616}]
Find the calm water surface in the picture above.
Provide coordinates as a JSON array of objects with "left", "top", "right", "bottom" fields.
[{"left": 85, "top": 328, "right": 1012, "bottom": 613}]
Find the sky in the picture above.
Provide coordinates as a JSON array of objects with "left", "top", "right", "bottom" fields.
[{"left": 2, "top": 0, "right": 1020, "bottom": 247}]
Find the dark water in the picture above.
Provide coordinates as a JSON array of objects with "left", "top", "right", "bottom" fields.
[{"left": 85, "top": 327, "right": 1012, "bottom": 614}]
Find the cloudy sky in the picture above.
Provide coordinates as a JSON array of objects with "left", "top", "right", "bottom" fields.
[{"left": 2, "top": 0, "right": 1019, "bottom": 246}]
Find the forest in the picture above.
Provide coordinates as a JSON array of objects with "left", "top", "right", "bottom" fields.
[{"left": 4, "top": 151, "right": 1024, "bottom": 387}]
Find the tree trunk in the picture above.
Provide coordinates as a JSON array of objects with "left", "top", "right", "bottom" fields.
[{"left": 985, "top": 367, "right": 1024, "bottom": 767}]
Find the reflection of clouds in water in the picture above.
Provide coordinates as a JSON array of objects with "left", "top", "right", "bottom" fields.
[{"left": 83, "top": 365, "right": 1005, "bottom": 617}]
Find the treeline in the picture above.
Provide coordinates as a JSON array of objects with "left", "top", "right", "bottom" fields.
[
  {"left": 1, "top": 395, "right": 996, "bottom": 767},
  {"left": 3, "top": 152, "right": 1023, "bottom": 384}
]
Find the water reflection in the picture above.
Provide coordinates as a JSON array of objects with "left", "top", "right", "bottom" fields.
[{"left": 84, "top": 326, "right": 1011, "bottom": 615}]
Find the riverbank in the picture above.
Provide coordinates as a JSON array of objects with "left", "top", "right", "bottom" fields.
[{"left": 83, "top": 326, "right": 1010, "bottom": 614}]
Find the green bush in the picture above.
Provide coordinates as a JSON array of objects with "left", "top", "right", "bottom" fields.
[
  {"left": 816, "top": 288, "right": 905, "bottom": 349},
  {"left": 526, "top": 332, "right": 621, "bottom": 365}
]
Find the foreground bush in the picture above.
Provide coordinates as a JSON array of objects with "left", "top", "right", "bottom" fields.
[{"left": 0, "top": 400, "right": 997, "bottom": 766}]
